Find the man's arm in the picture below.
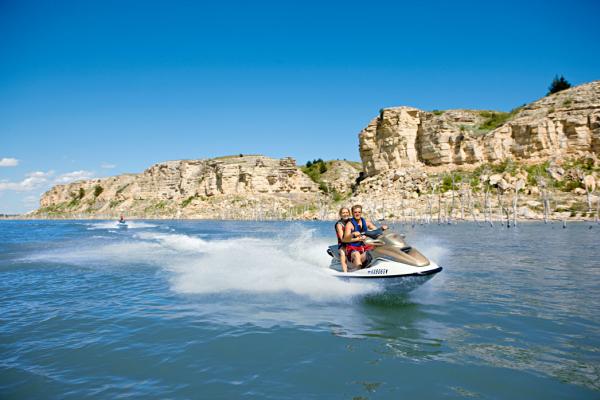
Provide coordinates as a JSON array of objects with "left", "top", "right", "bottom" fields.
[
  {"left": 343, "top": 222, "right": 354, "bottom": 243},
  {"left": 343, "top": 222, "right": 363, "bottom": 243},
  {"left": 366, "top": 219, "right": 387, "bottom": 231},
  {"left": 366, "top": 219, "right": 377, "bottom": 230}
]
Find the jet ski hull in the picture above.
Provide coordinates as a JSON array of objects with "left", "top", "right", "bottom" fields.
[{"left": 329, "top": 260, "right": 442, "bottom": 293}]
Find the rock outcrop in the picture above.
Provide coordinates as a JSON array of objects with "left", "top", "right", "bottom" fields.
[
  {"left": 31, "top": 81, "right": 600, "bottom": 221},
  {"left": 360, "top": 81, "right": 600, "bottom": 176},
  {"left": 37, "top": 155, "right": 319, "bottom": 218},
  {"left": 318, "top": 160, "right": 362, "bottom": 194}
]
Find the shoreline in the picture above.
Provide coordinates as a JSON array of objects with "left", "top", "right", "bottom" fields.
[{"left": 2, "top": 216, "right": 599, "bottom": 224}]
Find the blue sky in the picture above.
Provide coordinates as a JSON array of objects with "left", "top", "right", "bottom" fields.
[{"left": 1, "top": 0, "right": 599, "bottom": 213}]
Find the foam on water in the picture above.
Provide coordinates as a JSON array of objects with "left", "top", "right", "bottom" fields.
[
  {"left": 86, "top": 221, "right": 157, "bottom": 230},
  {"left": 137, "top": 228, "right": 382, "bottom": 301},
  {"left": 26, "top": 226, "right": 386, "bottom": 301}
]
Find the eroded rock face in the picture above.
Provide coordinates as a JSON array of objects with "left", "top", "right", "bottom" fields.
[
  {"left": 38, "top": 155, "right": 319, "bottom": 218},
  {"left": 359, "top": 81, "right": 600, "bottom": 176},
  {"left": 319, "top": 160, "right": 362, "bottom": 194}
]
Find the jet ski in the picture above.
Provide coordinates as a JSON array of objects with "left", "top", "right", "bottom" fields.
[
  {"left": 327, "top": 229, "right": 442, "bottom": 292},
  {"left": 117, "top": 220, "right": 128, "bottom": 228}
]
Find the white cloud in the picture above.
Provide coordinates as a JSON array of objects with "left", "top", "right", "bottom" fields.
[
  {"left": 54, "top": 170, "right": 95, "bottom": 184},
  {"left": 0, "top": 169, "right": 96, "bottom": 192},
  {"left": 101, "top": 163, "right": 116, "bottom": 169},
  {"left": 0, "top": 158, "right": 19, "bottom": 167},
  {"left": 0, "top": 171, "right": 54, "bottom": 192}
]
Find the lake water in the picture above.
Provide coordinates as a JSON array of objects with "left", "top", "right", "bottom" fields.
[{"left": 1, "top": 220, "right": 599, "bottom": 399}]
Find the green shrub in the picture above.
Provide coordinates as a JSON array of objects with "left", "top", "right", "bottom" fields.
[
  {"left": 144, "top": 201, "right": 167, "bottom": 213},
  {"left": 109, "top": 199, "right": 124, "bottom": 208},
  {"left": 116, "top": 184, "right": 129, "bottom": 194},
  {"left": 182, "top": 196, "right": 196, "bottom": 207},
  {"left": 93, "top": 185, "right": 103, "bottom": 198},
  {"left": 478, "top": 111, "right": 511, "bottom": 131},
  {"left": 478, "top": 106, "right": 523, "bottom": 132},
  {"left": 440, "top": 173, "right": 462, "bottom": 192},
  {"left": 469, "top": 175, "right": 480, "bottom": 191},
  {"left": 432, "top": 109, "right": 445, "bottom": 116},
  {"left": 332, "top": 190, "right": 343, "bottom": 202},
  {"left": 68, "top": 199, "right": 80, "bottom": 208},
  {"left": 524, "top": 161, "right": 550, "bottom": 185},
  {"left": 557, "top": 179, "right": 583, "bottom": 192},
  {"left": 302, "top": 159, "right": 328, "bottom": 184}
]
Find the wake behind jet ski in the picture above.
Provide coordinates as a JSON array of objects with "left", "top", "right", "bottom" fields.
[{"left": 327, "top": 228, "right": 443, "bottom": 292}]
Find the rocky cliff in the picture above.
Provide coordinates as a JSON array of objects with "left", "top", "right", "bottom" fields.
[
  {"left": 32, "top": 81, "right": 600, "bottom": 221},
  {"left": 360, "top": 81, "right": 600, "bottom": 176},
  {"left": 37, "top": 155, "right": 320, "bottom": 219}
]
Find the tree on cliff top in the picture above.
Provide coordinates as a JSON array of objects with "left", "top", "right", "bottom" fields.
[{"left": 548, "top": 75, "right": 571, "bottom": 95}]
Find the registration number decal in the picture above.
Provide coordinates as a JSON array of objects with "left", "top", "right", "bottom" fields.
[{"left": 368, "top": 269, "right": 388, "bottom": 275}]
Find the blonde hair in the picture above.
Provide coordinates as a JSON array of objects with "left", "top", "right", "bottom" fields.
[{"left": 338, "top": 207, "right": 350, "bottom": 217}]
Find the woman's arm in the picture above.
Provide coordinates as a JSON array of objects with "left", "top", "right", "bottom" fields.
[{"left": 335, "top": 223, "right": 345, "bottom": 241}]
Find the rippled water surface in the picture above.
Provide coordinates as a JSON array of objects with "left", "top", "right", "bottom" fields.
[{"left": 1, "top": 220, "right": 599, "bottom": 399}]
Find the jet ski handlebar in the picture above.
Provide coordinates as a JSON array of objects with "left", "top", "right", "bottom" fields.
[{"left": 364, "top": 228, "right": 384, "bottom": 239}]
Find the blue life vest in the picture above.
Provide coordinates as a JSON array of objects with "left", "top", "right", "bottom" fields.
[{"left": 348, "top": 217, "right": 367, "bottom": 247}]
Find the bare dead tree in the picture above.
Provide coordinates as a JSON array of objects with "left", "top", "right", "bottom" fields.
[{"left": 513, "top": 179, "right": 525, "bottom": 227}]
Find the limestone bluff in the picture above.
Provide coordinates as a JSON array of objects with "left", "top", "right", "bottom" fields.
[
  {"left": 34, "top": 81, "right": 600, "bottom": 220},
  {"left": 38, "top": 156, "right": 322, "bottom": 219},
  {"left": 360, "top": 80, "right": 600, "bottom": 176}
]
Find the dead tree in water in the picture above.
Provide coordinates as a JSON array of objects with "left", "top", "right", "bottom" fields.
[
  {"left": 427, "top": 195, "right": 433, "bottom": 224},
  {"left": 496, "top": 190, "right": 504, "bottom": 225},
  {"left": 459, "top": 183, "right": 466, "bottom": 221},
  {"left": 583, "top": 175, "right": 596, "bottom": 218},
  {"left": 401, "top": 196, "right": 406, "bottom": 225},
  {"left": 436, "top": 177, "right": 442, "bottom": 224},
  {"left": 449, "top": 173, "right": 456, "bottom": 223},
  {"left": 468, "top": 189, "right": 478, "bottom": 224},
  {"left": 483, "top": 188, "right": 492, "bottom": 225},
  {"left": 513, "top": 179, "right": 525, "bottom": 227},
  {"left": 537, "top": 176, "right": 551, "bottom": 223},
  {"left": 428, "top": 180, "right": 438, "bottom": 224}
]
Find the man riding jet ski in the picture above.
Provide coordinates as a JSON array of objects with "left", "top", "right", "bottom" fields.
[
  {"left": 327, "top": 205, "right": 442, "bottom": 291},
  {"left": 342, "top": 205, "right": 387, "bottom": 270}
]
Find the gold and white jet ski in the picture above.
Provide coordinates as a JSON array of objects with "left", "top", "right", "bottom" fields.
[{"left": 327, "top": 229, "right": 442, "bottom": 292}]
